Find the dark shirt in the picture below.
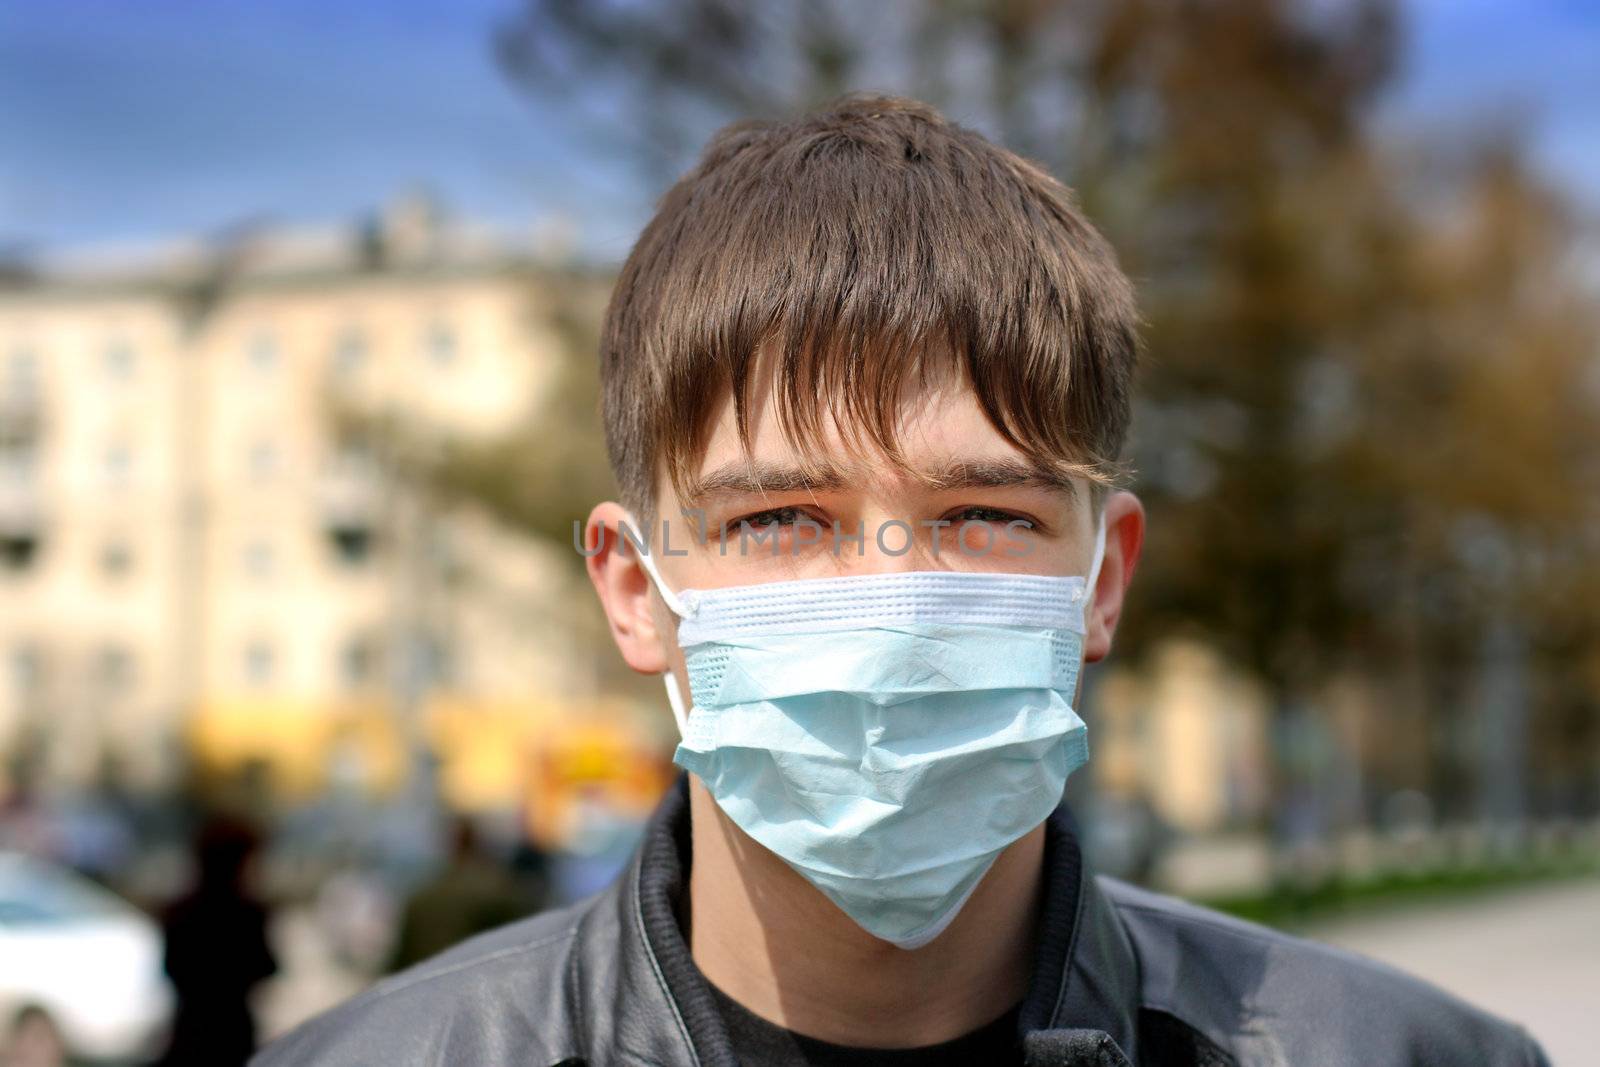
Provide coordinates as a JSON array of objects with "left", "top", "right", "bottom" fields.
[{"left": 705, "top": 980, "right": 1023, "bottom": 1067}]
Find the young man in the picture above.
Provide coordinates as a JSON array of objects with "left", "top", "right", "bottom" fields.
[{"left": 256, "top": 95, "right": 1549, "bottom": 1066}]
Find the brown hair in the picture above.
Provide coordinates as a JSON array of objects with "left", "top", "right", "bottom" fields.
[{"left": 599, "top": 92, "right": 1138, "bottom": 516}]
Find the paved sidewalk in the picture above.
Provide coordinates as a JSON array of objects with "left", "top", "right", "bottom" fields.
[
  {"left": 256, "top": 908, "right": 370, "bottom": 1046},
  {"left": 1306, "top": 878, "right": 1600, "bottom": 1067}
]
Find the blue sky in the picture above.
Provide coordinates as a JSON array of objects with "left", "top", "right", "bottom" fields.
[{"left": 4, "top": 0, "right": 1597, "bottom": 263}]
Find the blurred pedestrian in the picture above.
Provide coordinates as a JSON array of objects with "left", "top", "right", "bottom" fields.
[
  {"left": 387, "top": 816, "right": 542, "bottom": 972},
  {"left": 157, "top": 814, "right": 277, "bottom": 1067}
]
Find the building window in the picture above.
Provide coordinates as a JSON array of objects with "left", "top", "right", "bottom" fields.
[
  {"left": 103, "top": 441, "right": 133, "bottom": 486},
  {"left": 242, "top": 539, "right": 276, "bottom": 579},
  {"left": 332, "top": 325, "right": 367, "bottom": 375},
  {"left": 0, "top": 440, "right": 35, "bottom": 482},
  {"left": 248, "top": 439, "right": 279, "bottom": 482},
  {"left": 244, "top": 640, "right": 276, "bottom": 686},
  {"left": 103, "top": 336, "right": 136, "bottom": 381},
  {"left": 247, "top": 329, "right": 278, "bottom": 372},
  {"left": 99, "top": 539, "right": 133, "bottom": 579},
  {"left": 0, "top": 422, "right": 38, "bottom": 483},
  {"left": 0, "top": 533, "right": 39, "bottom": 572},
  {"left": 424, "top": 320, "right": 457, "bottom": 366},
  {"left": 340, "top": 635, "right": 381, "bottom": 689},
  {"left": 419, "top": 633, "right": 454, "bottom": 689},
  {"left": 327, "top": 523, "right": 374, "bottom": 567},
  {"left": 0, "top": 440, "right": 36, "bottom": 483},
  {"left": 94, "top": 645, "right": 133, "bottom": 692},
  {"left": 9, "top": 644, "right": 43, "bottom": 698},
  {"left": 4, "top": 345, "right": 40, "bottom": 392}
]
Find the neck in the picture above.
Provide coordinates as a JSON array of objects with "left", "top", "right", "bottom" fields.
[{"left": 685, "top": 777, "right": 1043, "bottom": 1047}]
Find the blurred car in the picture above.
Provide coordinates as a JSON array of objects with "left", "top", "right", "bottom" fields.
[{"left": 0, "top": 852, "right": 173, "bottom": 1063}]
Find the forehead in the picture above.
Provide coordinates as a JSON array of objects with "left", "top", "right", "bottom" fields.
[{"left": 668, "top": 374, "right": 1079, "bottom": 505}]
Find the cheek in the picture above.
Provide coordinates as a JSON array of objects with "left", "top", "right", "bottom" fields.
[
  {"left": 948, "top": 521, "right": 1005, "bottom": 557},
  {"left": 952, "top": 526, "right": 1077, "bottom": 575}
]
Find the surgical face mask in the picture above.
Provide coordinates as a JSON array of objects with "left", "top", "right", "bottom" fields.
[{"left": 632, "top": 515, "right": 1106, "bottom": 950}]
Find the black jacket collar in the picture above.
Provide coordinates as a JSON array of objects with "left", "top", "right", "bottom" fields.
[{"left": 596, "top": 775, "right": 1143, "bottom": 1066}]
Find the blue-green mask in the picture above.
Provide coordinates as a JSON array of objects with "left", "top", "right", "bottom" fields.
[{"left": 635, "top": 519, "right": 1105, "bottom": 950}]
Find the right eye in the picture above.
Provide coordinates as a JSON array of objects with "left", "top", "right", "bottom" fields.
[{"left": 733, "top": 506, "right": 814, "bottom": 529}]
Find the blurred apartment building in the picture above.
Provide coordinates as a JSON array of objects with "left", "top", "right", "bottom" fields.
[{"left": 0, "top": 195, "right": 666, "bottom": 825}]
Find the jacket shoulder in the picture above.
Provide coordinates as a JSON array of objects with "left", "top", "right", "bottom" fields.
[
  {"left": 250, "top": 900, "right": 589, "bottom": 1067},
  {"left": 1097, "top": 877, "right": 1549, "bottom": 1067}
]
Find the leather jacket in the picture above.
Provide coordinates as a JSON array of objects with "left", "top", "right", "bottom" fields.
[{"left": 253, "top": 777, "right": 1549, "bottom": 1066}]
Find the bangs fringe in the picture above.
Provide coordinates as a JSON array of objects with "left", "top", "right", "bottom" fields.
[{"left": 604, "top": 94, "right": 1137, "bottom": 512}]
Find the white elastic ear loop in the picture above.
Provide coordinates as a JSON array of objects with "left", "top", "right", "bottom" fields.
[
  {"left": 624, "top": 517, "right": 693, "bottom": 619},
  {"left": 1085, "top": 510, "right": 1109, "bottom": 602},
  {"left": 661, "top": 670, "right": 690, "bottom": 738},
  {"left": 620, "top": 513, "right": 694, "bottom": 736}
]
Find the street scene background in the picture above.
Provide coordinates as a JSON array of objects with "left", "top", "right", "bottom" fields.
[{"left": 2, "top": 1, "right": 1597, "bottom": 1064}]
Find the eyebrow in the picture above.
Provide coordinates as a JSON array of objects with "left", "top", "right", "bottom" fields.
[
  {"left": 683, "top": 457, "right": 1078, "bottom": 504},
  {"left": 684, "top": 460, "right": 851, "bottom": 503},
  {"left": 920, "top": 459, "right": 1080, "bottom": 500}
]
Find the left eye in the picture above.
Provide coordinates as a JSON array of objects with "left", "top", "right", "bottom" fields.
[
  {"left": 946, "top": 507, "right": 1030, "bottom": 527},
  {"left": 736, "top": 506, "right": 814, "bottom": 528}
]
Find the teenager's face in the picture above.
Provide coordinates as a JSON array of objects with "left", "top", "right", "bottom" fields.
[{"left": 586, "top": 378, "right": 1145, "bottom": 682}]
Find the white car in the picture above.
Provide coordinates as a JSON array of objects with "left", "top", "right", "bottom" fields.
[{"left": 0, "top": 852, "right": 173, "bottom": 1063}]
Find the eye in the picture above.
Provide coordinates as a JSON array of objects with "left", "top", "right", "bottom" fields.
[
  {"left": 732, "top": 505, "right": 817, "bottom": 529},
  {"left": 944, "top": 506, "right": 1033, "bottom": 529}
]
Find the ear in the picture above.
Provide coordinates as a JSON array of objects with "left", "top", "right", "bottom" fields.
[
  {"left": 585, "top": 501, "right": 671, "bottom": 675},
  {"left": 1084, "top": 491, "right": 1145, "bottom": 664}
]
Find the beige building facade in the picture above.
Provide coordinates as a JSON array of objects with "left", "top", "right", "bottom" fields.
[{"left": 0, "top": 199, "right": 629, "bottom": 807}]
